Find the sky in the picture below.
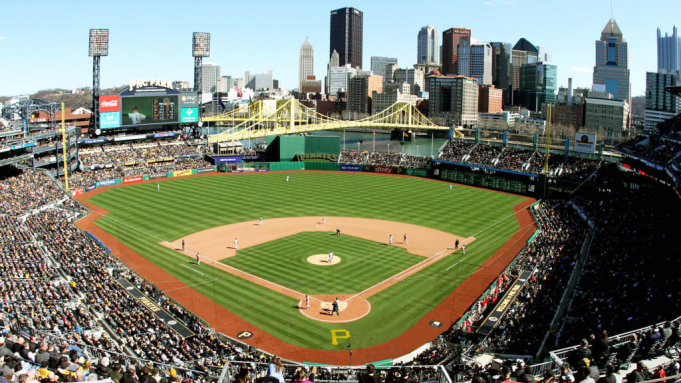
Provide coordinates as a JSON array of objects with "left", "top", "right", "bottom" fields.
[{"left": 0, "top": 0, "right": 678, "bottom": 97}]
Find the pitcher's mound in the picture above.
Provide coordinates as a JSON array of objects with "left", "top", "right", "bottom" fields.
[
  {"left": 307, "top": 254, "right": 341, "bottom": 266},
  {"left": 320, "top": 301, "right": 348, "bottom": 312}
]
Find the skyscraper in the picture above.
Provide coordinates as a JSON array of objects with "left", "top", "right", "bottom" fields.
[
  {"left": 593, "top": 18, "right": 631, "bottom": 101},
  {"left": 325, "top": 50, "right": 340, "bottom": 94},
  {"left": 658, "top": 26, "right": 681, "bottom": 72},
  {"left": 458, "top": 43, "right": 492, "bottom": 85},
  {"left": 491, "top": 42, "right": 513, "bottom": 105},
  {"left": 200, "top": 62, "right": 220, "bottom": 93},
  {"left": 417, "top": 26, "right": 439, "bottom": 65},
  {"left": 371, "top": 57, "right": 398, "bottom": 82},
  {"left": 330, "top": 7, "right": 363, "bottom": 69},
  {"left": 299, "top": 37, "right": 314, "bottom": 90},
  {"left": 441, "top": 28, "right": 471, "bottom": 76},
  {"left": 644, "top": 71, "right": 681, "bottom": 130}
]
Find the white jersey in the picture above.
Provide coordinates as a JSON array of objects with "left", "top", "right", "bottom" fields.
[{"left": 128, "top": 112, "right": 146, "bottom": 125}]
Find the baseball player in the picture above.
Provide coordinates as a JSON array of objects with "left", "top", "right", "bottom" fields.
[
  {"left": 196, "top": 252, "right": 200, "bottom": 265},
  {"left": 403, "top": 234, "right": 409, "bottom": 245},
  {"left": 286, "top": 176, "right": 289, "bottom": 182},
  {"left": 389, "top": 235, "right": 393, "bottom": 245},
  {"left": 182, "top": 239, "right": 185, "bottom": 252},
  {"left": 328, "top": 251, "right": 334, "bottom": 263},
  {"left": 462, "top": 245, "right": 466, "bottom": 255},
  {"left": 449, "top": 184, "right": 452, "bottom": 191},
  {"left": 336, "top": 228, "right": 341, "bottom": 236},
  {"left": 157, "top": 183, "right": 160, "bottom": 191},
  {"left": 332, "top": 297, "right": 340, "bottom": 316},
  {"left": 455, "top": 239, "right": 460, "bottom": 249},
  {"left": 259, "top": 216, "right": 264, "bottom": 226},
  {"left": 234, "top": 238, "right": 239, "bottom": 249},
  {"left": 305, "top": 294, "right": 310, "bottom": 310},
  {"left": 322, "top": 216, "right": 326, "bottom": 224}
]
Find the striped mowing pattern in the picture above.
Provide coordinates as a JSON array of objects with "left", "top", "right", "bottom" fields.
[{"left": 87, "top": 172, "right": 524, "bottom": 350}]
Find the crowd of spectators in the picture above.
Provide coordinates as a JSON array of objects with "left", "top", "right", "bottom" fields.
[
  {"left": 439, "top": 141, "right": 477, "bottom": 163},
  {"left": 339, "top": 150, "right": 367, "bottom": 164},
  {"left": 556, "top": 164, "right": 681, "bottom": 347},
  {"left": 0, "top": 168, "right": 65, "bottom": 216},
  {"left": 78, "top": 150, "right": 113, "bottom": 167},
  {"left": 339, "top": 151, "right": 429, "bottom": 168},
  {"left": 617, "top": 135, "right": 681, "bottom": 165}
]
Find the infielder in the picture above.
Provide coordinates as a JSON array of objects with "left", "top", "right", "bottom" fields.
[
  {"left": 196, "top": 252, "right": 201, "bottom": 265},
  {"left": 234, "top": 238, "right": 239, "bottom": 249},
  {"left": 462, "top": 245, "right": 466, "bottom": 255},
  {"left": 455, "top": 239, "right": 460, "bottom": 249},
  {"left": 389, "top": 235, "right": 393, "bottom": 245},
  {"left": 322, "top": 216, "right": 326, "bottom": 224},
  {"left": 305, "top": 294, "right": 310, "bottom": 310},
  {"left": 181, "top": 239, "right": 185, "bottom": 252},
  {"left": 259, "top": 216, "right": 263, "bottom": 226},
  {"left": 403, "top": 234, "right": 409, "bottom": 245},
  {"left": 328, "top": 251, "right": 334, "bottom": 263}
]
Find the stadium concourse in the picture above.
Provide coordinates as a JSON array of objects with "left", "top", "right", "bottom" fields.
[{"left": 0, "top": 133, "right": 680, "bottom": 383}]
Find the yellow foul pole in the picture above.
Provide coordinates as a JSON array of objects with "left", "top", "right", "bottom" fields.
[
  {"left": 61, "top": 103, "right": 69, "bottom": 191},
  {"left": 543, "top": 104, "right": 551, "bottom": 175}
]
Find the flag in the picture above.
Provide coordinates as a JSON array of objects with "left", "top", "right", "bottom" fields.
[
  {"left": 234, "top": 85, "right": 243, "bottom": 98},
  {"left": 218, "top": 97, "right": 226, "bottom": 111}
]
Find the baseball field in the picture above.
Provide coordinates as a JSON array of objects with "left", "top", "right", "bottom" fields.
[{"left": 77, "top": 171, "right": 535, "bottom": 364}]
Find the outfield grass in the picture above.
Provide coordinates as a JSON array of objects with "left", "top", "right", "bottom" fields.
[
  {"left": 223, "top": 231, "right": 424, "bottom": 295},
  {"left": 86, "top": 172, "right": 525, "bottom": 351}
]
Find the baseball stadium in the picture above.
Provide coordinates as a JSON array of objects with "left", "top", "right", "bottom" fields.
[{"left": 1, "top": 28, "right": 681, "bottom": 383}]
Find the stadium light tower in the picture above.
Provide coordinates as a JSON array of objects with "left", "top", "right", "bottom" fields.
[
  {"left": 192, "top": 32, "right": 210, "bottom": 123},
  {"left": 89, "top": 29, "right": 109, "bottom": 136}
]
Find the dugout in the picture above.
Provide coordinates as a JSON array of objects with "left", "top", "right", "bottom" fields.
[{"left": 266, "top": 135, "right": 340, "bottom": 162}]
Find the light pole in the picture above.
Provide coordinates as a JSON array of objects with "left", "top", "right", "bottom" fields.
[{"left": 388, "top": 143, "right": 390, "bottom": 154}]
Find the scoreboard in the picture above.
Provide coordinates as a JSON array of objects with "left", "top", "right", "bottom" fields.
[
  {"left": 152, "top": 97, "right": 175, "bottom": 121},
  {"left": 433, "top": 160, "right": 539, "bottom": 196}
]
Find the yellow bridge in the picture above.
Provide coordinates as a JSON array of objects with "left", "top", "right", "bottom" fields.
[{"left": 203, "top": 99, "right": 461, "bottom": 143}]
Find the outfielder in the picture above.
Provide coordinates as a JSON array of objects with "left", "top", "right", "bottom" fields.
[
  {"left": 449, "top": 184, "right": 452, "bottom": 191},
  {"left": 462, "top": 245, "right": 466, "bottom": 255},
  {"left": 389, "top": 235, "right": 393, "bottom": 245},
  {"left": 234, "top": 238, "right": 239, "bottom": 249},
  {"left": 259, "top": 216, "right": 264, "bottom": 226},
  {"left": 157, "top": 183, "right": 160, "bottom": 191},
  {"left": 403, "top": 234, "right": 409, "bottom": 245},
  {"left": 328, "top": 251, "right": 334, "bottom": 263},
  {"left": 286, "top": 176, "right": 289, "bottom": 182}
]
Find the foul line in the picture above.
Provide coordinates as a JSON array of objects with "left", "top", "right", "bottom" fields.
[{"left": 180, "top": 264, "right": 204, "bottom": 275}]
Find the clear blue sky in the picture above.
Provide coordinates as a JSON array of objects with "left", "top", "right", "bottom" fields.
[{"left": 0, "top": 0, "right": 677, "bottom": 97}]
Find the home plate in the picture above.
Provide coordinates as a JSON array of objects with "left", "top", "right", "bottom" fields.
[{"left": 320, "top": 301, "right": 348, "bottom": 312}]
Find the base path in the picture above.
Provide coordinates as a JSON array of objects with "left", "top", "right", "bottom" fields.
[{"left": 75, "top": 171, "right": 536, "bottom": 365}]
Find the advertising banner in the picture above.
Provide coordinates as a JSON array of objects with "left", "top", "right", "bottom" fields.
[
  {"left": 565, "top": 137, "right": 570, "bottom": 153},
  {"left": 85, "top": 184, "right": 97, "bottom": 192},
  {"left": 70, "top": 188, "right": 84, "bottom": 197},
  {"left": 180, "top": 108, "right": 199, "bottom": 123},
  {"left": 180, "top": 93, "right": 200, "bottom": 108},
  {"left": 100, "top": 112, "right": 121, "bottom": 129},
  {"left": 143, "top": 175, "right": 149, "bottom": 181},
  {"left": 97, "top": 179, "right": 117, "bottom": 187},
  {"left": 114, "top": 134, "right": 147, "bottom": 142},
  {"left": 83, "top": 138, "right": 107, "bottom": 145},
  {"left": 374, "top": 166, "right": 394, "bottom": 174},
  {"left": 123, "top": 176, "right": 143, "bottom": 184},
  {"left": 173, "top": 169, "right": 192, "bottom": 177},
  {"left": 503, "top": 130, "right": 508, "bottom": 146},
  {"left": 197, "top": 168, "right": 214, "bottom": 173},
  {"left": 149, "top": 173, "right": 166, "bottom": 180},
  {"left": 340, "top": 164, "right": 362, "bottom": 172},
  {"left": 148, "top": 158, "right": 173, "bottom": 163},
  {"left": 153, "top": 132, "right": 176, "bottom": 138},
  {"left": 574, "top": 133, "right": 596, "bottom": 154},
  {"left": 99, "top": 95, "right": 121, "bottom": 112},
  {"left": 215, "top": 156, "right": 243, "bottom": 164}
]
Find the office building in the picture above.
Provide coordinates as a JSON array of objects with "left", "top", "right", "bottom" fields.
[
  {"left": 200, "top": 62, "right": 220, "bottom": 93},
  {"left": 441, "top": 28, "right": 471, "bottom": 76},
  {"left": 393, "top": 68, "right": 425, "bottom": 94},
  {"left": 554, "top": 104, "right": 585, "bottom": 128},
  {"left": 478, "top": 111, "right": 520, "bottom": 130},
  {"left": 459, "top": 43, "right": 492, "bottom": 85},
  {"left": 517, "top": 63, "right": 557, "bottom": 111},
  {"left": 372, "top": 83, "right": 418, "bottom": 114},
  {"left": 593, "top": 18, "right": 631, "bottom": 101},
  {"left": 491, "top": 42, "right": 513, "bottom": 105},
  {"left": 584, "top": 95, "right": 630, "bottom": 140},
  {"left": 426, "top": 70, "right": 479, "bottom": 127},
  {"left": 299, "top": 37, "right": 314, "bottom": 90},
  {"left": 417, "top": 26, "right": 439, "bottom": 65},
  {"left": 658, "top": 26, "right": 681, "bottom": 72},
  {"left": 329, "top": 64, "right": 357, "bottom": 96},
  {"left": 536, "top": 46, "right": 553, "bottom": 64},
  {"left": 478, "top": 85, "right": 503, "bottom": 113},
  {"left": 216, "top": 76, "right": 232, "bottom": 93},
  {"left": 325, "top": 50, "right": 340, "bottom": 94},
  {"left": 301, "top": 76, "right": 323, "bottom": 94},
  {"left": 247, "top": 72, "right": 274, "bottom": 90},
  {"left": 511, "top": 38, "right": 540, "bottom": 94},
  {"left": 371, "top": 57, "right": 398, "bottom": 82},
  {"left": 347, "top": 74, "right": 383, "bottom": 114},
  {"left": 644, "top": 71, "right": 681, "bottom": 130},
  {"left": 330, "top": 7, "right": 363, "bottom": 68}
]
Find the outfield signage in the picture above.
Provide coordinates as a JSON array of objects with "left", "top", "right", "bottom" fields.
[
  {"left": 97, "top": 179, "right": 117, "bottom": 187},
  {"left": 574, "top": 133, "right": 596, "bottom": 154},
  {"left": 197, "top": 168, "right": 214, "bottom": 173},
  {"left": 149, "top": 173, "right": 166, "bottom": 180},
  {"left": 116, "top": 279, "right": 195, "bottom": 338},
  {"left": 173, "top": 169, "right": 192, "bottom": 177},
  {"left": 123, "top": 176, "right": 143, "bottom": 184},
  {"left": 477, "top": 270, "right": 532, "bottom": 335},
  {"left": 70, "top": 188, "right": 84, "bottom": 197},
  {"left": 85, "top": 184, "right": 97, "bottom": 192},
  {"left": 340, "top": 164, "right": 362, "bottom": 172},
  {"left": 180, "top": 108, "right": 199, "bottom": 123},
  {"left": 374, "top": 166, "right": 394, "bottom": 174},
  {"left": 214, "top": 156, "right": 243, "bottom": 164}
]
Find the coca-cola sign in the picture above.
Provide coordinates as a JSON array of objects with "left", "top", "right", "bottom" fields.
[{"left": 99, "top": 95, "right": 120, "bottom": 112}]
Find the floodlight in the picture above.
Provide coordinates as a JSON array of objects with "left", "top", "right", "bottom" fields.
[{"left": 89, "top": 29, "right": 109, "bottom": 57}]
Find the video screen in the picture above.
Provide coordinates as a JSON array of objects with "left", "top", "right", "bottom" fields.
[{"left": 121, "top": 95, "right": 178, "bottom": 126}]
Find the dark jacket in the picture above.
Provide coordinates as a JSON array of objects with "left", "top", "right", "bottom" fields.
[
  {"left": 35, "top": 349, "right": 51, "bottom": 365},
  {"left": 358, "top": 372, "right": 381, "bottom": 383}
]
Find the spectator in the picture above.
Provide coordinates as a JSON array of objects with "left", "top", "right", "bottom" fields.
[
  {"left": 267, "top": 358, "right": 285, "bottom": 383},
  {"left": 595, "top": 365, "right": 616, "bottom": 383},
  {"left": 358, "top": 364, "right": 381, "bottom": 383}
]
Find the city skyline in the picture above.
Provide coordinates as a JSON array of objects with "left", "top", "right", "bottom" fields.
[{"left": 0, "top": 0, "right": 677, "bottom": 97}]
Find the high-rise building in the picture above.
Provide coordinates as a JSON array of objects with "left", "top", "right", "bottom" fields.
[
  {"left": 371, "top": 57, "right": 398, "bottom": 81},
  {"left": 393, "top": 68, "right": 425, "bottom": 94},
  {"left": 329, "top": 64, "right": 357, "bottom": 96},
  {"left": 330, "top": 7, "right": 363, "bottom": 69},
  {"left": 584, "top": 95, "right": 630, "bottom": 140},
  {"left": 441, "top": 28, "right": 471, "bottom": 76},
  {"left": 216, "top": 76, "right": 232, "bottom": 93},
  {"left": 644, "top": 71, "right": 681, "bottom": 130},
  {"left": 372, "top": 83, "right": 418, "bottom": 114},
  {"left": 247, "top": 72, "right": 274, "bottom": 90},
  {"left": 347, "top": 74, "right": 383, "bottom": 114},
  {"left": 426, "top": 71, "right": 479, "bottom": 127},
  {"left": 325, "top": 50, "right": 340, "bottom": 94},
  {"left": 511, "top": 38, "right": 539, "bottom": 95},
  {"left": 200, "top": 62, "right": 220, "bottom": 93},
  {"left": 299, "top": 37, "right": 314, "bottom": 90},
  {"left": 417, "top": 26, "right": 439, "bottom": 65},
  {"left": 491, "top": 42, "right": 513, "bottom": 105},
  {"left": 536, "top": 46, "right": 553, "bottom": 64},
  {"left": 478, "top": 85, "right": 503, "bottom": 113},
  {"left": 517, "top": 62, "right": 557, "bottom": 111},
  {"left": 593, "top": 18, "right": 631, "bottom": 101},
  {"left": 458, "top": 43, "right": 492, "bottom": 85},
  {"left": 658, "top": 27, "right": 681, "bottom": 72}
]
